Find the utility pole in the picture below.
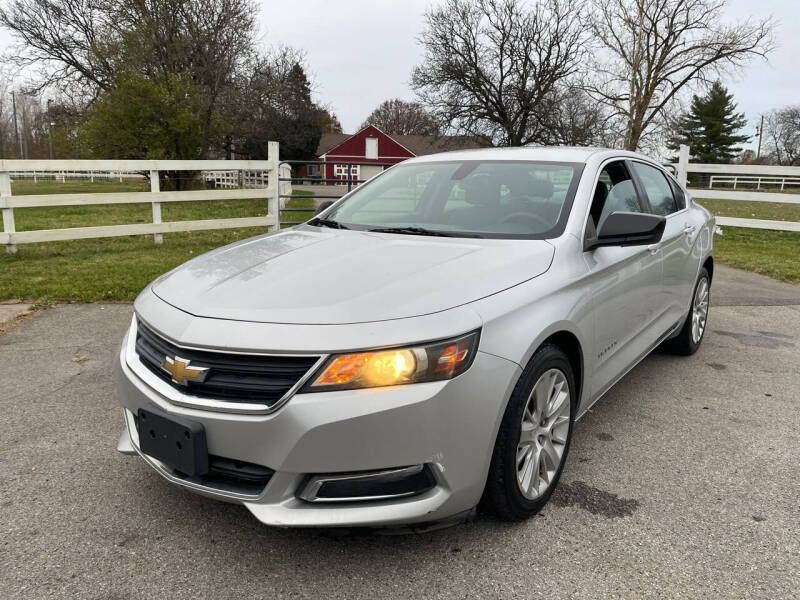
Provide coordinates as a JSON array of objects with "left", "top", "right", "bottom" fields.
[
  {"left": 11, "top": 91, "right": 22, "bottom": 159},
  {"left": 756, "top": 114, "right": 764, "bottom": 159},
  {"left": 47, "top": 98, "right": 55, "bottom": 159},
  {"left": 20, "top": 98, "right": 29, "bottom": 160}
]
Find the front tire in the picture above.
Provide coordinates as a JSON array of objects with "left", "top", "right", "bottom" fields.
[
  {"left": 480, "top": 344, "right": 575, "bottom": 521},
  {"left": 664, "top": 267, "right": 710, "bottom": 356}
]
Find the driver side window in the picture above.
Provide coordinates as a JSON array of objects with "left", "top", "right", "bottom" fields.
[{"left": 590, "top": 162, "right": 645, "bottom": 230}]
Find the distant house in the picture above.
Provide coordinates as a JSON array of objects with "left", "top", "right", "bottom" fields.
[{"left": 302, "top": 125, "right": 490, "bottom": 183}]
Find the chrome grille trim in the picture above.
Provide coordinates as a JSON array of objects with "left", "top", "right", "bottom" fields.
[{"left": 125, "top": 316, "right": 328, "bottom": 415}]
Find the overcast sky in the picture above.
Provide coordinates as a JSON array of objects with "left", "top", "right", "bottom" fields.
[
  {"left": 2, "top": 0, "right": 797, "bottom": 149},
  {"left": 255, "top": 0, "right": 798, "bottom": 150}
]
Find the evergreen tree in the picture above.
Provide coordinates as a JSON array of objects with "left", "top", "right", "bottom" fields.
[
  {"left": 668, "top": 82, "right": 749, "bottom": 164},
  {"left": 236, "top": 60, "right": 323, "bottom": 160}
]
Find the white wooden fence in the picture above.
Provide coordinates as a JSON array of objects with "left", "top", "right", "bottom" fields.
[
  {"left": 708, "top": 175, "right": 800, "bottom": 191},
  {"left": 10, "top": 170, "right": 147, "bottom": 183},
  {"left": 2, "top": 142, "right": 798, "bottom": 254},
  {"left": 0, "top": 142, "right": 280, "bottom": 253},
  {"left": 673, "top": 145, "right": 800, "bottom": 232}
]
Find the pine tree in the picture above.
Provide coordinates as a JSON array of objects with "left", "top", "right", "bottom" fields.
[{"left": 668, "top": 82, "right": 750, "bottom": 164}]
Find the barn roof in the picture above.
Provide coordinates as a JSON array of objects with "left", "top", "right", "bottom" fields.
[
  {"left": 317, "top": 133, "right": 351, "bottom": 156},
  {"left": 316, "top": 131, "right": 490, "bottom": 158}
]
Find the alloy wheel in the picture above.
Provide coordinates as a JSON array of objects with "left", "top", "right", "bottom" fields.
[
  {"left": 691, "top": 277, "right": 709, "bottom": 344},
  {"left": 516, "top": 368, "right": 571, "bottom": 500}
]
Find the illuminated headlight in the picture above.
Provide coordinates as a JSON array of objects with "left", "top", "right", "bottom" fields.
[{"left": 304, "top": 331, "right": 480, "bottom": 392}]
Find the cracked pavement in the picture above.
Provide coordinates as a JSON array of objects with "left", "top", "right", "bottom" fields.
[{"left": 1, "top": 266, "right": 799, "bottom": 599}]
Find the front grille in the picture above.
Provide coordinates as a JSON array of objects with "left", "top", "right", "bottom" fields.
[{"left": 134, "top": 319, "right": 320, "bottom": 406}]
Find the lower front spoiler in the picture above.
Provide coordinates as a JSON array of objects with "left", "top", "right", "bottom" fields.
[{"left": 118, "top": 411, "right": 469, "bottom": 529}]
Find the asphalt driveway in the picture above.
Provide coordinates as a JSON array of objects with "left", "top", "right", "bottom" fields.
[{"left": 1, "top": 265, "right": 799, "bottom": 599}]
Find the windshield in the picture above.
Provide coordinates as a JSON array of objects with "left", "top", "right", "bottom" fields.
[{"left": 318, "top": 160, "right": 584, "bottom": 238}]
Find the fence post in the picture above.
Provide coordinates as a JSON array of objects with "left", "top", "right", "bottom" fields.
[
  {"left": 677, "top": 144, "right": 689, "bottom": 188},
  {"left": 268, "top": 141, "right": 280, "bottom": 232},
  {"left": 347, "top": 163, "right": 353, "bottom": 193},
  {"left": 150, "top": 169, "right": 163, "bottom": 245},
  {"left": 279, "top": 162, "right": 292, "bottom": 210},
  {"left": 1, "top": 171, "right": 16, "bottom": 254}
]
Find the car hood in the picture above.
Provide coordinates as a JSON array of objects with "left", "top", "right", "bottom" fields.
[{"left": 151, "top": 227, "right": 554, "bottom": 324}]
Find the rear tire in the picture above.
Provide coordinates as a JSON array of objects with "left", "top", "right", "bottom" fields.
[
  {"left": 480, "top": 344, "right": 575, "bottom": 521},
  {"left": 663, "top": 267, "right": 710, "bottom": 356}
]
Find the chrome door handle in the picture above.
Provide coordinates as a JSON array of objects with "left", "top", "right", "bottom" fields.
[
  {"left": 647, "top": 244, "right": 660, "bottom": 255},
  {"left": 683, "top": 224, "right": 696, "bottom": 235}
]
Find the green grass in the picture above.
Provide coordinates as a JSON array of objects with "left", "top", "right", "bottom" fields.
[
  {"left": 1, "top": 180, "right": 316, "bottom": 302},
  {"left": 12, "top": 180, "right": 150, "bottom": 195},
  {"left": 714, "top": 227, "right": 800, "bottom": 284},
  {"left": 697, "top": 198, "right": 800, "bottom": 222},
  {"left": 694, "top": 198, "right": 800, "bottom": 284},
  {"left": 11, "top": 180, "right": 315, "bottom": 231}
]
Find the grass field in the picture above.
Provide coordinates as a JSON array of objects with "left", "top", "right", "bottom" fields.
[
  {"left": 713, "top": 228, "right": 800, "bottom": 284},
  {"left": 0, "top": 184, "right": 797, "bottom": 302},
  {"left": 696, "top": 198, "right": 800, "bottom": 222},
  {"left": 694, "top": 198, "right": 800, "bottom": 284},
  {"left": 1, "top": 180, "right": 315, "bottom": 302}
]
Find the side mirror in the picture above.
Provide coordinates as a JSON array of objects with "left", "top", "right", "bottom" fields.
[
  {"left": 315, "top": 200, "right": 334, "bottom": 215},
  {"left": 584, "top": 211, "right": 665, "bottom": 252}
]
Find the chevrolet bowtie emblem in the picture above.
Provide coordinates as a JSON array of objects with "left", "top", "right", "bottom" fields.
[{"left": 161, "top": 356, "right": 209, "bottom": 386}]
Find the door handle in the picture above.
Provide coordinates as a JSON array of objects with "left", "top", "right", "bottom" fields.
[
  {"left": 647, "top": 244, "right": 660, "bottom": 255},
  {"left": 683, "top": 224, "right": 696, "bottom": 235}
]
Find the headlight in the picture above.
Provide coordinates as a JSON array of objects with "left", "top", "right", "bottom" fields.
[{"left": 304, "top": 331, "right": 480, "bottom": 392}]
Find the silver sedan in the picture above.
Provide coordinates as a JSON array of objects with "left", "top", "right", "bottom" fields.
[{"left": 116, "top": 147, "right": 714, "bottom": 528}]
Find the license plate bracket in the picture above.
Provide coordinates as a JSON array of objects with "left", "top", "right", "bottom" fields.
[{"left": 137, "top": 408, "right": 208, "bottom": 477}]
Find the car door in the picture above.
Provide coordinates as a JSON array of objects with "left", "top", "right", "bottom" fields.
[
  {"left": 582, "top": 160, "right": 664, "bottom": 398},
  {"left": 629, "top": 160, "right": 697, "bottom": 329}
]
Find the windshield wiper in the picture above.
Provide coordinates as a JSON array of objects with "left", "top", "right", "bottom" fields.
[
  {"left": 368, "top": 226, "right": 480, "bottom": 238},
  {"left": 307, "top": 217, "right": 349, "bottom": 230}
]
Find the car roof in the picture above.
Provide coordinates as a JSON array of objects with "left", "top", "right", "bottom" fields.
[{"left": 403, "top": 145, "right": 657, "bottom": 165}]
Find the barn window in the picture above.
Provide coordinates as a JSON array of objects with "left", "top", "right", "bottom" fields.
[{"left": 365, "top": 137, "right": 378, "bottom": 159}]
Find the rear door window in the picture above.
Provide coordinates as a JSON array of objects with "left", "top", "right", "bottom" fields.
[{"left": 667, "top": 176, "right": 687, "bottom": 211}]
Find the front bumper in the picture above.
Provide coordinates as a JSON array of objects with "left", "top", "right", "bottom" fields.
[{"left": 115, "top": 329, "right": 520, "bottom": 528}]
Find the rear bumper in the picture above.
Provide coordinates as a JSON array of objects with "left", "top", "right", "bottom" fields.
[{"left": 115, "top": 333, "right": 520, "bottom": 528}]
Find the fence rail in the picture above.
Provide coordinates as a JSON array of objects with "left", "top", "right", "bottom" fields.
[
  {"left": 3, "top": 144, "right": 799, "bottom": 253},
  {"left": 708, "top": 175, "right": 800, "bottom": 191},
  {"left": 10, "top": 170, "right": 146, "bottom": 183},
  {"left": 672, "top": 145, "right": 800, "bottom": 233},
  {"left": 0, "top": 142, "right": 280, "bottom": 253}
]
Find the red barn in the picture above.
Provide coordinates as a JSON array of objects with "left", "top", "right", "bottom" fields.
[
  {"left": 309, "top": 126, "right": 491, "bottom": 184},
  {"left": 316, "top": 125, "right": 413, "bottom": 183}
]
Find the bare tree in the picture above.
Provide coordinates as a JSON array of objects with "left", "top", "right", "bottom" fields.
[
  {"left": 762, "top": 106, "right": 800, "bottom": 166},
  {"left": 0, "top": 0, "right": 120, "bottom": 98},
  {"left": 360, "top": 99, "right": 440, "bottom": 136},
  {"left": 536, "top": 85, "right": 617, "bottom": 147},
  {"left": 588, "top": 0, "right": 773, "bottom": 151},
  {"left": 411, "top": 0, "right": 586, "bottom": 146},
  {"left": 1, "top": 0, "right": 256, "bottom": 131},
  {"left": 0, "top": 70, "right": 15, "bottom": 158}
]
